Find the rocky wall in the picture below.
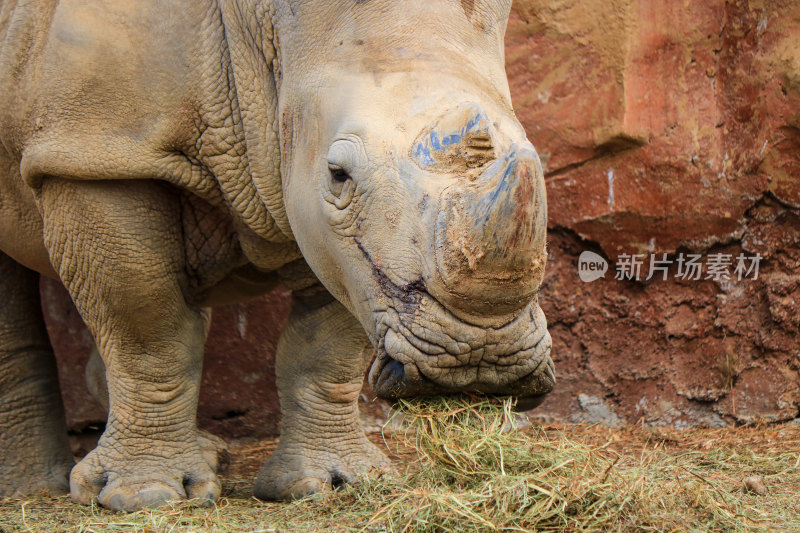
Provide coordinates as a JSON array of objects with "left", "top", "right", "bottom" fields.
[
  {"left": 45, "top": 0, "right": 799, "bottom": 435},
  {"left": 510, "top": 0, "right": 800, "bottom": 426}
]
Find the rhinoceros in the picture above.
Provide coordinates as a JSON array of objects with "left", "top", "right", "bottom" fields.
[{"left": 0, "top": 0, "right": 554, "bottom": 511}]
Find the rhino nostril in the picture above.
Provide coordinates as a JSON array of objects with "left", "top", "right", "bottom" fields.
[
  {"left": 374, "top": 358, "right": 407, "bottom": 398},
  {"left": 381, "top": 358, "right": 405, "bottom": 384},
  {"left": 329, "top": 471, "right": 347, "bottom": 490}
]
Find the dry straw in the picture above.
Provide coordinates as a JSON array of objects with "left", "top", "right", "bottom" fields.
[
  {"left": 1, "top": 397, "right": 798, "bottom": 532},
  {"left": 273, "top": 397, "right": 800, "bottom": 532}
]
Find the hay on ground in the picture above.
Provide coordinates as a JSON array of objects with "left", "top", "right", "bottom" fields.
[{"left": 1, "top": 398, "right": 798, "bottom": 532}]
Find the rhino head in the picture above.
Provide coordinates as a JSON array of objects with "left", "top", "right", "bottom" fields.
[{"left": 275, "top": 0, "right": 554, "bottom": 407}]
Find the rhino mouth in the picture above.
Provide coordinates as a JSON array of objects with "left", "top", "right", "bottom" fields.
[{"left": 367, "top": 291, "right": 555, "bottom": 403}]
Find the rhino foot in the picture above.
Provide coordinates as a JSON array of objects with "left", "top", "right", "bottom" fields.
[
  {"left": 69, "top": 429, "right": 220, "bottom": 512},
  {"left": 83, "top": 346, "right": 230, "bottom": 477},
  {"left": 253, "top": 291, "right": 393, "bottom": 501},
  {"left": 0, "top": 393, "right": 75, "bottom": 498},
  {"left": 253, "top": 437, "right": 392, "bottom": 500},
  {"left": 0, "top": 459, "right": 74, "bottom": 498},
  {"left": 0, "top": 252, "right": 75, "bottom": 498}
]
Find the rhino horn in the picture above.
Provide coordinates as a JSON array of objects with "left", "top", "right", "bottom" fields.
[{"left": 434, "top": 142, "right": 547, "bottom": 317}]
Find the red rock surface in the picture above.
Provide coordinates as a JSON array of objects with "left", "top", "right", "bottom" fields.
[
  {"left": 44, "top": 0, "right": 799, "bottom": 435},
  {"left": 510, "top": 0, "right": 800, "bottom": 426}
]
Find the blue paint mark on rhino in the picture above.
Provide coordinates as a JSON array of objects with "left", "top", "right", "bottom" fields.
[
  {"left": 469, "top": 145, "right": 539, "bottom": 233},
  {"left": 412, "top": 111, "right": 490, "bottom": 169},
  {"left": 412, "top": 143, "right": 435, "bottom": 166},
  {"left": 471, "top": 152, "right": 518, "bottom": 228},
  {"left": 442, "top": 134, "right": 462, "bottom": 146},
  {"left": 430, "top": 131, "right": 442, "bottom": 151}
]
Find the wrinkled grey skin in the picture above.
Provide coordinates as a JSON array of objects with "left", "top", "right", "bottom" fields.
[{"left": 0, "top": 0, "right": 554, "bottom": 510}]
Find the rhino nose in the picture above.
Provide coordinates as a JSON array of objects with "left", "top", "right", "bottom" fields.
[{"left": 370, "top": 355, "right": 555, "bottom": 403}]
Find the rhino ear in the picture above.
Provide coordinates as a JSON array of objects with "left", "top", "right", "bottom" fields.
[
  {"left": 482, "top": 0, "right": 513, "bottom": 19},
  {"left": 458, "top": 0, "right": 512, "bottom": 25}
]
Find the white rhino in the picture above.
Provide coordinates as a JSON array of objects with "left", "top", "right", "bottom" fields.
[{"left": 0, "top": 0, "right": 554, "bottom": 510}]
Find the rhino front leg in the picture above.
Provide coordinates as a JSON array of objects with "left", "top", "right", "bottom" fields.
[
  {"left": 85, "top": 339, "right": 230, "bottom": 473},
  {"left": 0, "top": 253, "right": 74, "bottom": 497},
  {"left": 40, "top": 179, "right": 219, "bottom": 511},
  {"left": 254, "top": 290, "right": 391, "bottom": 501}
]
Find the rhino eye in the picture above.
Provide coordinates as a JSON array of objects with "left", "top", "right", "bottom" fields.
[
  {"left": 327, "top": 164, "right": 351, "bottom": 197},
  {"left": 330, "top": 166, "right": 350, "bottom": 183},
  {"left": 325, "top": 139, "right": 361, "bottom": 207}
]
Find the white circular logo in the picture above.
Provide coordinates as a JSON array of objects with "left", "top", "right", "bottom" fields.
[{"left": 578, "top": 251, "right": 608, "bottom": 282}]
